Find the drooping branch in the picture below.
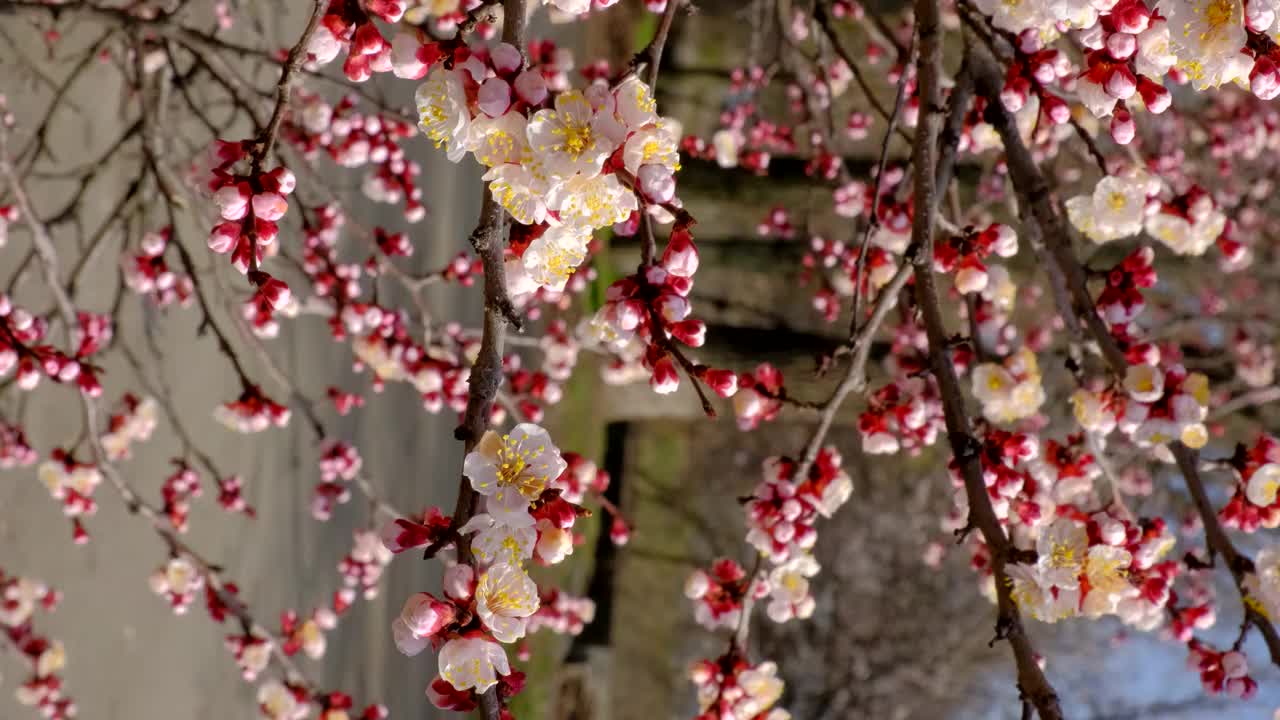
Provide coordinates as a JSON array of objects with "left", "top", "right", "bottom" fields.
[
  {"left": 967, "top": 37, "right": 1280, "bottom": 671},
  {"left": 906, "top": 11, "right": 1063, "bottom": 719}
]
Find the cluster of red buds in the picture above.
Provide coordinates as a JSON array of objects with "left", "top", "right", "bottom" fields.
[
  {"left": 214, "top": 385, "right": 292, "bottom": 434},
  {"left": 379, "top": 506, "right": 455, "bottom": 554},
  {"left": 502, "top": 353, "right": 561, "bottom": 424},
  {"left": 1187, "top": 642, "right": 1257, "bottom": 698},
  {"left": 216, "top": 474, "right": 257, "bottom": 517},
  {"left": 0, "top": 420, "right": 37, "bottom": 468},
  {"left": 287, "top": 91, "right": 425, "bottom": 221},
  {"left": 755, "top": 206, "right": 797, "bottom": 239},
  {"left": 858, "top": 375, "right": 944, "bottom": 456},
  {"left": 337, "top": 529, "right": 394, "bottom": 607},
  {"left": 802, "top": 233, "right": 897, "bottom": 323},
  {"left": 590, "top": 221, "right": 725, "bottom": 401},
  {"left": 0, "top": 295, "right": 105, "bottom": 395},
  {"left": 932, "top": 223, "right": 1018, "bottom": 295},
  {"left": 305, "top": 0, "right": 408, "bottom": 81},
  {"left": 37, "top": 449, "right": 103, "bottom": 543},
  {"left": 684, "top": 558, "right": 757, "bottom": 631},
  {"left": 200, "top": 140, "right": 296, "bottom": 319},
  {"left": 728, "top": 363, "right": 782, "bottom": 431},
  {"left": 745, "top": 449, "right": 852, "bottom": 563},
  {"left": 123, "top": 227, "right": 194, "bottom": 308},
  {"left": 1, "top": 569, "right": 74, "bottom": 720},
  {"left": 526, "top": 588, "right": 595, "bottom": 636},
  {"left": 315, "top": 692, "right": 387, "bottom": 720},
  {"left": 327, "top": 386, "right": 366, "bottom": 415},
  {"left": 1033, "top": 435, "right": 1102, "bottom": 506},
  {"left": 314, "top": 441, "right": 363, "bottom": 521},
  {"left": 161, "top": 461, "right": 203, "bottom": 533},
  {"left": 351, "top": 313, "right": 471, "bottom": 413}
]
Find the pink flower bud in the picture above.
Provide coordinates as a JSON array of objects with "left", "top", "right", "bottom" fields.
[
  {"left": 1000, "top": 77, "right": 1029, "bottom": 112},
  {"left": 254, "top": 218, "right": 279, "bottom": 245},
  {"left": 1222, "top": 651, "right": 1248, "bottom": 679},
  {"left": 615, "top": 299, "right": 645, "bottom": 331},
  {"left": 1138, "top": 77, "right": 1172, "bottom": 113},
  {"left": 1112, "top": 1, "right": 1150, "bottom": 33},
  {"left": 251, "top": 192, "right": 288, "bottom": 222},
  {"left": 214, "top": 183, "right": 249, "bottom": 220},
  {"left": 391, "top": 618, "right": 429, "bottom": 656},
  {"left": 353, "top": 23, "right": 385, "bottom": 56},
  {"left": 209, "top": 222, "right": 239, "bottom": 254},
  {"left": 258, "top": 276, "right": 292, "bottom": 310},
  {"left": 1104, "top": 66, "right": 1137, "bottom": 100},
  {"left": 1110, "top": 107, "right": 1136, "bottom": 145},
  {"left": 477, "top": 78, "right": 512, "bottom": 118},
  {"left": 702, "top": 368, "right": 739, "bottom": 397},
  {"left": 400, "top": 592, "right": 455, "bottom": 637},
  {"left": 650, "top": 356, "right": 680, "bottom": 395},
  {"left": 267, "top": 167, "right": 296, "bottom": 195},
  {"left": 514, "top": 69, "right": 547, "bottom": 105},
  {"left": 1040, "top": 93, "right": 1070, "bottom": 124},
  {"left": 637, "top": 164, "right": 676, "bottom": 203},
  {"left": 657, "top": 293, "right": 690, "bottom": 322},
  {"left": 670, "top": 319, "right": 706, "bottom": 347},
  {"left": 609, "top": 517, "right": 630, "bottom": 545},
  {"left": 344, "top": 53, "right": 372, "bottom": 83},
  {"left": 442, "top": 564, "right": 474, "bottom": 602},
  {"left": 491, "top": 43, "right": 523, "bottom": 74},
  {"left": 1106, "top": 32, "right": 1137, "bottom": 61},
  {"left": 1252, "top": 56, "right": 1280, "bottom": 100},
  {"left": 661, "top": 229, "right": 699, "bottom": 277}
]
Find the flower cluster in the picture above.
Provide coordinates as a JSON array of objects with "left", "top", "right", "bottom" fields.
[
  {"left": 214, "top": 385, "right": 292, "bottom": 434},
  {"left": 971, "top": 347, "right": 1046, "bottom": 424},
  {"left": 0, "top": 421, "right": 38, "bottom": 469},
  {"left": 684, "top": 558, "right": 757, "bottom": 631},
  {"left": 1004, "top": 514, "right": 1178, "bottom": 629},
  {"left": 745, "top": 451, "right": 853, "bottom": 567},
  {"left": 1221, "top": 436, "right": 1280, "bottom": 530},
  {"left": 732, "top": 363, "right": 783, "bottom": 431},
  {"left": 198, "top": 139, "right": 296, "bottom": 320},
  {"left": 0, "top": 295, "right": 104, "bottom": 395},
  {"left": 1066, "top": 168, "right": 1158, "bottom": 244},
  {"left": 1186, "top": 642, "right": 1257, "bottom": 698},
  {"left": 337, "top": 529, "right": 393, "bottom": 605},
  {"left": 387, "top": 424, "right": 586, "bottom": 706},
  {"left": 933, "top": 223, "right": 1018, "bottom": 295},
  {"left": 588, "top": 221, "right": 726, "bottom": 399},
  {"left": 123, "top": 227, "right": 194, "bottom": 308},
  {"left": 305, "top": 0, "right": 408, "bottom": 81},
  {"left": 36, "top": 450, "right": 103, "bottom": 543},
  {"left": 100, "top": 393, "right": 158, "bottom": 460},
  {"left": 689, "top": 655, "right": 791, "bottom": 720},
  {"left": 314, "top": 441, "right": 363, "bottom": 520},
  {"left": 1, "top": 569, "right": 74, "bottom": 720},
  {"left": 526, "top": 588, "right": 596, "bottom": 636},
  {"left": 286, "top": 91, "right": 425, "bottom": 221},
  {"left": 149, "top": 556, "right": 205, "bottom": 614},
  {"left": 161, "top": 461, "right": 203, "bottom": 533}
]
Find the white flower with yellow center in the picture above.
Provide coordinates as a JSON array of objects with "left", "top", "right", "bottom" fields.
[
  {"left": 527, "top": 90, "right": 615, "bottom": 179},
  {"left": 460, "top": 512, "right": 538, "bottom": 563},
  {"left": 1065, "top": 172, "right": 1151, "bottom": 244},
  {"left": 1248, "top": 464, "right": 1280, "bottom": 506},
  {"left": 1158, "top": 0, "right": 1249, "bottom": 90},
  {"left": 1082, "top": 545, "right": 1136, "bottom": 617},
  {"left": 469, "top": 112, "right": 529, "bottom": 168},
  {"left": 1071, "top": 389, "right": 1116, "bottom": 435},
  {"left": 972, "top": 0, "right": 1055, "bottom": 34},
  {"left": 353, "top": 335, "right": 407, "bottom": 382},
  {"left": 0, "top": 578, "right": 43, "bottom": 627},
  {"left": 546, "top": 172, "right": 638, "bottom": 230},
  {"left": 971, "top": 348, "right": 1045, "bottom": 423},
  {"left": 438, "top": 637, "right": 511, "bottom": 693},
  {"left": 523, "top": 224, "right": 592, "bottom": 291},
  {"left": 735, "top": 662, "right": 787, "bottom": 717},
  {"left": 613, "top": 76, "right": 659, "bottom": 131},
  {"left": 1006, "top": 563, "right": 1079, "bottom": 623},
  {"left": 1145, "top": 208, "right": 1226, "bottom": 256},
  {"left": 765, "top": 555, "right": 819, "bottom": 623},
  {"left": 415, "top": 66, "right": 473, "bottom": 163},
  {"left": 1136, "top": 20, "right": 1178, "bottom": 79},
  {"left": 474, "top": 561, "right": 540, "bottom": 642},
  {"left": 622, "top": 121, "right": 681, "bottom": 174},
  {"left": 1036, "top": 518, "right": 1088, "bottom": 589},
  {"left": 1123, "top": 363, "right": 1165, "bottom": 402},
  {"left": 257, "top": 680, "right": 307, "bottom": 720},
  {"left": 463, "top": 423, "right": 567, "bottom": 527},
  {"left": 484, "top": 163, "right": 550, "bottom": 226}
]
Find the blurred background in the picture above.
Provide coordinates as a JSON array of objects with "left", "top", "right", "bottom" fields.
[{"left": 2, "top": 1, "right": 1279, "bottom": 718}]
